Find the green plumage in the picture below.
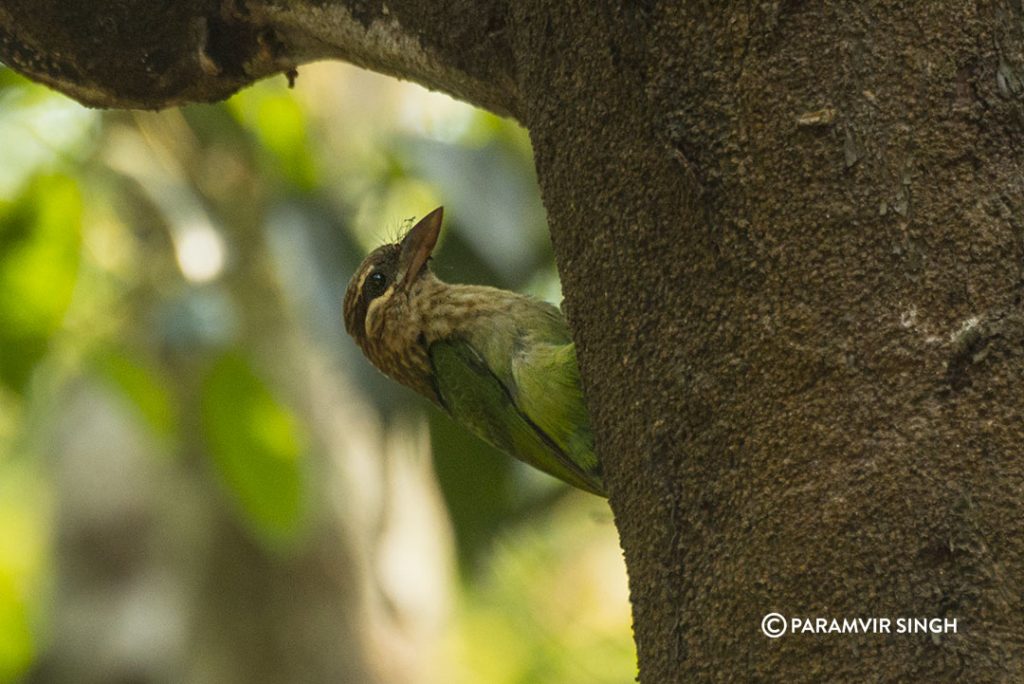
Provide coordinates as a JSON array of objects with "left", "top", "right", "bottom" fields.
[
  {"left": 429, "top": 302, "right": 603, "bottom": 495},
  {"left": 343, "top": 207, "right": 604, "bottom": 497}
]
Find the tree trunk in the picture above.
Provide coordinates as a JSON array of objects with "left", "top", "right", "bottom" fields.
[{"left": 5, "top": 2, "right": 1024, "bottom": 680}]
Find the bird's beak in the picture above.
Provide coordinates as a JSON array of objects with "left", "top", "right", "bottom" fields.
[{"left": 397, "top": 206, "right": 443, "bottom": 291}]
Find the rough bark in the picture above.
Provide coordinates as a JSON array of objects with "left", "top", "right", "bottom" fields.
[
  {"left": 0, "top": 0, "right": 516, "bottom": 114},
  {"left": 5, "top": 1, "right": 1024, "bottom": 681}
]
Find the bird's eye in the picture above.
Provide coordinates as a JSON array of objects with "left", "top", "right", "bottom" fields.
[{"left": 365, "top": 270, "right": 389, "bottom": 299}]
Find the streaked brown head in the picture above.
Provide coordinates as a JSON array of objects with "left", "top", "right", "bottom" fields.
[{"left": 343, "top": 207, "right": 444, "bottom": 398}]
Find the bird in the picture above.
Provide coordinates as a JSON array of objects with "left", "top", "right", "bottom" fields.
[{"left": 343, "top": 207, "right": 604, "bottom": 496}]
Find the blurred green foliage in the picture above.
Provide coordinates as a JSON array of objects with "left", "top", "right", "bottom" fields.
[
  {"left": 92, "top": 350, "right": 177, "bottom": 438},
  {"left": 201, "top": 351, "right": 308, "bottom": 544},
  {"left": 0, "top": 174, "right": 81, "bottom": 393},
  {"left": 0, "top": 466, "right": 47, "bottom": 683},
  {"left": 0, "top": 63, "right": 634, "bottom": 683}
]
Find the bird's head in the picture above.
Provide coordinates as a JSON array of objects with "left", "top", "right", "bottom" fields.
[{"left": 343, "top": 207, "right": 444, "bottom": 398}]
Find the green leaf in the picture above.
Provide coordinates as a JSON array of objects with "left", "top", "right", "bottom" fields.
[
  {"left": 0, "top": 466, "right": 47, "bottom": 683},
  {"left": 92, "top": 349, "right": 178, "bottom": 439},
  {"left": 200, "top": 351, "right": 307, "bottom": 544},
  {"left": 0, "top": 173, "right": 82, "bottom": 393},
  {"left": 226, "top": 84, "right": 318, "bottom": 190}
]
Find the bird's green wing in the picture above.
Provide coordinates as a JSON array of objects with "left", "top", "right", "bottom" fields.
[
  {"left": 430, "top": 339, "right": 604, "bottom": 496},
  {"left": 510, "top": 341, "right": 600, "bottom": 478}
]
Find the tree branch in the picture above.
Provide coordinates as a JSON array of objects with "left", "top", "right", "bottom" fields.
[{"left": 0, "top": 0, "right": 518, "bottom": 116}]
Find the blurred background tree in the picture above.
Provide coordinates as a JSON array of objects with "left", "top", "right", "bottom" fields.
[{"left": 0, "top": 62, "right": 634, "bottom": 683}]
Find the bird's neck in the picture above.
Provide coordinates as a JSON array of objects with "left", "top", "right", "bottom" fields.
[
  {"left": 419, "top": 281, "right": 525, "bottom": 339},
  {"left": 366, "top": 275, "right": 515, "bottom": 403}
]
